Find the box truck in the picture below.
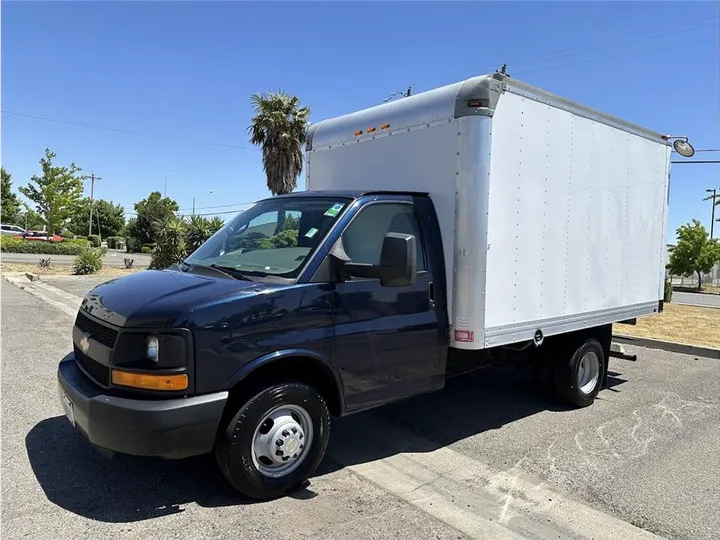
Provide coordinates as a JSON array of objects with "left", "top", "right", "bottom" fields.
[{"left": 57, "top": 72, "right": 693, "bottom": 500}]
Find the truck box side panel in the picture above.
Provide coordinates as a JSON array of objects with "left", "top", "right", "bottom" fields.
[
  {"left": 307, "top": 119, "right": 460, "bottom": 317},
  {"left": 482, "top": 91, "right": 669, "bottom": 347}
]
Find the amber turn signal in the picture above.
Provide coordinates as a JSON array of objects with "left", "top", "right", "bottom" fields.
[{"left": 111, "top": 369, "right": 188, "bottom": 391}]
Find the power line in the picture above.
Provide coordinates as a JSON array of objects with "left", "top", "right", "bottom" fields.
[
  {"left": 406, "top": 15, "right": 719, "bottom": 93},
  {"left": 0, "top": 110, "right": 253, "bottom": 150},
  {"left": 177, "top": 201, "right": 256, "bottom": 212}
]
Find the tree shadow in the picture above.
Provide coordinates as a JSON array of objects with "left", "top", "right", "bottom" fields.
[{"left": 26, "top": 365, "right": 624, "bottom": 523}]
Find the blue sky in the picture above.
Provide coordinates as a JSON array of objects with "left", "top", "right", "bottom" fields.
[{"left": 2, "top": 1, "right": 719, "bottom": 238}]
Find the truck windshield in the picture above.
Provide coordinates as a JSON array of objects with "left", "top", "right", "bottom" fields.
[{"left": 184, "top": 196, "right": 351, "bottom": 279}]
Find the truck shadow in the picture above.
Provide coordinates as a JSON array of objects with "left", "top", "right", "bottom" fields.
[{"left": 25, "top": 366, "right": 628, "bottom": 523}]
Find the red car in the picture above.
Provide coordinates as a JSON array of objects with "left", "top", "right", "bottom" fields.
[{"left": 13, "top": 230, "right": 63, "bottom": 242}]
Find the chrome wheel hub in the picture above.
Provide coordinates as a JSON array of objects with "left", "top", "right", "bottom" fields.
[
  {"left": 577, "top": 351, "right": 600, "bottom": 395},
  {"left": 251, "top": 404, "right": 313, "bottom": 478}
]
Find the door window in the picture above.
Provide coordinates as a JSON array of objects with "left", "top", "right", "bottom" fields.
[{"left": 341, "top": 203, "right": 426, "bottom": 271}]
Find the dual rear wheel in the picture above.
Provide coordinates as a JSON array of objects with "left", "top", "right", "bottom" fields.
[{"left": 533, "top": 336, "right": 606, "bottom": 407}]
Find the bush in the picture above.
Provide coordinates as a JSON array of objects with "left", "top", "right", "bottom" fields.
[
  {"left": 141, "top": 246, "right": 153, "bottom": 254},
  {"left": 73, "top": 248, "right": 104, "bottom": 275},
  {"left": 664, "top": 278, "right": 673, "bottom": 303},
  {"left": 149, "top": 217, "right": 186, "bottom": 270},
  {"left": 106, "top": 236, "right": 123, "bottom": 249},
  {"left": 1, "top": 235, "right": 90, "bottom": 255},
  {"left": 87, "top": 235, "right": 101, "bottom": 247},
  {"left": 62, "top": 238, "right": 92, "bottom": 248},
  {"left": 60, "top": 230, "right": 75, "bottom": 239},
  {"left": 125, "top": 237, "right": 141, "bottom": 253}
]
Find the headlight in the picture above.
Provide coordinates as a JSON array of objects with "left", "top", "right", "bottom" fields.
[{"left": 146, "top": 336, "right": 159, "bottom": 362}]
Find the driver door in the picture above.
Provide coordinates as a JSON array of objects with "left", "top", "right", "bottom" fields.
[{"left": 331, "top": 201, "right": 443, "bottom": 412}]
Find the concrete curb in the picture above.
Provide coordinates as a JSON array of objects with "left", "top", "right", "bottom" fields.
[{"left": 613, "top": 333, "right": 720, "bottom": 359}]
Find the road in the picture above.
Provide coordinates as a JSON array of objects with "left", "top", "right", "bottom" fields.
[
  {"left": 1, "top": 250, "right": 151, "bottom": 268},
  {"left": 672, "top": 291, "right": 720, "bottom": 309},
  {"left": 2, "top": 275, "right": 719, "bottom": 540}
]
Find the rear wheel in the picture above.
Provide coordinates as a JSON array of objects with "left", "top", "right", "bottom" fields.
[
  {"left": 215, "top": 382, "right": 330, "bottom": 500},
  {"left": 553, "top": 338, "right": 605, "bottom": 407}
]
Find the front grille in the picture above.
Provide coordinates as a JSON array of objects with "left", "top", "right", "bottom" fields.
[
  {"left": 74, "top": 347, "right": 110, "bottom": 387},
  {"left": 75, "top": 312, "right": 118, "bottom": 348}
]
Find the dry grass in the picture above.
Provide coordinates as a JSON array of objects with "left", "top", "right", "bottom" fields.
[
  {"left": 614, "top": 303, "right": 720, "bottom": 350},
  {"left": 0, "top": 262, "right": 143, "bottom": 278}
]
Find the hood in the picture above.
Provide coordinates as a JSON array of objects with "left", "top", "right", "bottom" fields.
[{"left": 80, "top": 269, "right": 290, "bottom": 328}]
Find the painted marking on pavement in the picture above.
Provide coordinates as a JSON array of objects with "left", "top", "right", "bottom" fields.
[
  {"left": 328, "top": 415, "right": 662, "bottom": 540},
  {"left": 4, "top": 276, "right": 80, "bottom": 318}
]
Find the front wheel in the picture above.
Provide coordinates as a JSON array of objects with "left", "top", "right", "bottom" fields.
[{"left": 215, "top": 382, "right": 330, "bottom": 500}]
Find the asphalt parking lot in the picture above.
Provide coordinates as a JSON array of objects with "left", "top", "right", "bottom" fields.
[{"left": 2, "top": 274, "right": 719, "bottom": 540}]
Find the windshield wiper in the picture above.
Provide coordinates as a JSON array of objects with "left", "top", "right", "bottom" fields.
[
  {"left": 179, "top": 261, "right": 253, "bottom": 281},
  {"left": 208, "top": 264, "right": 254, "bottom": 281}
]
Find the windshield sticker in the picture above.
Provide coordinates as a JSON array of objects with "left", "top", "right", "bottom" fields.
[
  {"left": 305, "top": 227, "right": 319, "bottom": 238},
  {"left": 324, "top": 203, "right": 344, "bottom": 217}
]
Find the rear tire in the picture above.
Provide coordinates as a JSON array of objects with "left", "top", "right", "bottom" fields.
[
  {"left": 553, "top": 338, "right": 605, "bottom": 407},
  {"left": 215, "top": 382, "right": 330, "bottom": 500}
]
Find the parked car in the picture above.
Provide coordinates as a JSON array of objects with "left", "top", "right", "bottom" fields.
[
  {"left": 13, "top": 230, "right": 63, "bottom": 242},
  {"left": 1, "top": 224, "right": 26, "bottom": 236}
]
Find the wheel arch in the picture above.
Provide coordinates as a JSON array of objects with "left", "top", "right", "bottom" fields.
[{"left": 223, "top": 350, "right": 345, "bottom": 420}]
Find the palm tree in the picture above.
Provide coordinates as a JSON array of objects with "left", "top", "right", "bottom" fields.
[{"left": 248, "top": 91, "right": 310, "bottom": 196}]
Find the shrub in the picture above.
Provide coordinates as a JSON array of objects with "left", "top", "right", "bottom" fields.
[
  {"left": 125, "top": 237, "right": 141, "bottom": 253},
  {"left": 60, "top": 230, "right": 75, "bottom": 239},
  {"left": 73, "top": 248, "right": 103, "bottom": 275},
  {"left": 150, "top": 217, "right": 186, "bottom": 270},
  {"left": 664, "top": 278, "right": 673, "bottom": 303},
  {"left": 1, "top": 235, "right": 89, "bottom": 255},
  {"left": 61, "top": 238, "right": 92, "bottom": 248},
  {"left": 106, "top": 236, "right": 123, "bottom": 249},
  {"left": 87, "top": 235, "right": 101, "bottom": 247},
  {"left": 141, "top": 246, "right": 152, "bottom": 254}
]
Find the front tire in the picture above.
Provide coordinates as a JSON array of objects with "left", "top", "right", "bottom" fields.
[
  {"left": 554, "top": 338, "right": 605, "bottom": 407},
  {"left": 215, "top": 382, "right": 330, "bottom": 500}
]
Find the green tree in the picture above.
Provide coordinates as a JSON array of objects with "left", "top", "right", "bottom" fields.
[
  {"left": 1, "top": 168, "right": 22, "bottom": 225},
  {"left": 127, "top": 191, "right": 179, "bottom": 245},
  {"left": 17, "top": 207, "right": 46, "bottom": 230},
  {"left": 18, "top": 149, "right": 84, "bottom": 234},
  {"left": 248, "top": 91, "right": 310, "bottom": 196},
  {"left": 667, "top": 219, "right": 720, "bottom": 290},
  {"left": 68, "top": 198, "right": 126, "bottom": 239}
]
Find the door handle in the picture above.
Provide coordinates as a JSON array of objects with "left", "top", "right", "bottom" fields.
[{"left": 428, "top": 281, "right": 435, "bottom": 308}]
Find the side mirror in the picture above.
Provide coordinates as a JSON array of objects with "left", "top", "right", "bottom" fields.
[
  {"left": 379, "top": 232, "right": 417, "bottom": 287},
  {"left": 329, "top": 232, "right": 417, "bottom": 287}
]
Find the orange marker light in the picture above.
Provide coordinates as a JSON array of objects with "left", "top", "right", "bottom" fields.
[
  {"left": 367, "top": 127, "right": 376, "bottom": 133},
  {"left": 467, "top": 99, "right": 488, "bottom": 108},
  {"left": 380, "top": 124, "right": 390, "bottom": 129},
  {"left": 111, "top": 370, "right": 188, "bottom": 391},
  {"left": 354, "top": 130, "right": 363, "bottom": 136}
]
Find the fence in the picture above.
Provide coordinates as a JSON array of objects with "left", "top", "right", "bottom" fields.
[{"left": 668, "top": 263, "right": 720, "bottom": 289}]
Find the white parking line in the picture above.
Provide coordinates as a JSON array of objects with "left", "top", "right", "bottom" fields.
[
  {"left": 4, "top": 276, "right": 81, "bottom": 318},
  {"left": 329, "top": 415, "right": 662, "bottom": 540}
]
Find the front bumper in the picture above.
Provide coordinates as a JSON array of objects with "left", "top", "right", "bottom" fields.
[{"left": 57, "top": 353, "right": 228, "bottom": 459}]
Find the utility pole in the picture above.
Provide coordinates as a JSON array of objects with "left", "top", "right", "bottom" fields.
[
  {"left": 164, "top": 177, "right": 168, "bottom": 197},
  {"left": 707, "top": 188, "right": 718, "bottom": 240},
  {"left": 83, "top": 173, "right": 102, "bottom": 236}
]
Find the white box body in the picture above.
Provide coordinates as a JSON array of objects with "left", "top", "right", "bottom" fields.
[{"left": 306, "top": 74, "right": 671, "bottom": 350}]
